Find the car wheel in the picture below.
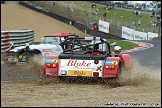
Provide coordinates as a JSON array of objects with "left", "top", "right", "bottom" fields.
[{"left": 26, "top": 50, "right": 42, "bottom": 63}]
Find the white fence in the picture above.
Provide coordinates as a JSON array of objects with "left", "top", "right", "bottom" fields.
[
  {"left": 98, "top": 20, "right": 110, "bottom": 33},
  {"left": 121, "top": 26, "right": 158, "bottom": 40},
  {"left": 1, "top": 29, "right": 34, "bottom": 52},
  {"left": 98, "top": 19, "right": 159, "bottom": 40}
]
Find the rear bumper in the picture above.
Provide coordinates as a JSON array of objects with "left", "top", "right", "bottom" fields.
[
  {"left": 58, "top": 76, "right": 103, "bottom": 81},
  {"left": 44, "top": 73, "right": 117, "bottom": 78}
]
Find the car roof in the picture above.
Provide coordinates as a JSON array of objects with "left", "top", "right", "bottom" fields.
[{"left": 50, "top": 32, "right": 75, "bottom": 37}]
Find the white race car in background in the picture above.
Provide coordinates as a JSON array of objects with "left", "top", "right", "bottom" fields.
[{"left": 5, "top": 32, "right": 78, "bottom": 64}]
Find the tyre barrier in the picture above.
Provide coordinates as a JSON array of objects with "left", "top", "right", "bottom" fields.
[{"left": 1, "top": 29, "right": 34, "bottom": 52}]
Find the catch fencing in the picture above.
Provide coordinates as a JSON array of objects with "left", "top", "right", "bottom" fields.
[
  {"left": 1, "top": 29, "right": 34, "bottom": 52},
  {"left": 19, "top": 1, "right": 124, "bottom": 40}
]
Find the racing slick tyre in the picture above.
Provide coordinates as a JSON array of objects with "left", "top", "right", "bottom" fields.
[{"left": 117, "top": 54, "right": 133, "bottom": 86}]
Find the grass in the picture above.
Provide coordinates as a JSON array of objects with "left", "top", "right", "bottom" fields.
[
  {"left": 107, "top": 39, "right": 139, "bottom": 52},
  {"left": 26, "top": 1, "right": 140, "bottom": 52},
  {"left": 28, "top": 1, "right": 158, "bottom": 33}
]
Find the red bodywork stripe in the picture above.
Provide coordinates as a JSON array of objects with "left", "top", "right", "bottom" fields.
[{"left": 4, "top": 32, "right": 9, "bottom": 51}]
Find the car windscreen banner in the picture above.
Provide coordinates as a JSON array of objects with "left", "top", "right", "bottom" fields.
[{"left": 98, "top": 20, "right": 109, "bottom": 33}]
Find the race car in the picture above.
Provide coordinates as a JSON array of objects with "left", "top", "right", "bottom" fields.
[
  {"left": 44, "top": 36, "right": 133, "bottom": 83},
  {"left": 4, "top": 32, "right": 79, "bottom": 64}
]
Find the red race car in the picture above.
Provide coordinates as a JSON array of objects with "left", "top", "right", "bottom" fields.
[{"left": 43, "top": 37, "right": 133, "bottom": 85}]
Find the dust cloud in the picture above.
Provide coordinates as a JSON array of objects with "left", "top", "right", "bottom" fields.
[
  {"left": 117, "top": 58, "right": 161, "bottom": 87},
  {"left": 2, "top": 54, "right": 161, "bottom": 87},
  {"left": 28, "top": 55, "right": 161, "bottom": 88}
]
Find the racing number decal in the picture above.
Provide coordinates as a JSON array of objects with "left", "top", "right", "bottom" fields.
[
  {"left": 112, "top": 61, "right": 118, "bottom": 65},
  {"left": 18, "top": 54, "right": 23, "bottom": 61},
  {"left": 18, "top": 54, "right": 23, "bottom": 59},
  {"left": 52, "top": 59, "right": 58, "bottom": 63}
]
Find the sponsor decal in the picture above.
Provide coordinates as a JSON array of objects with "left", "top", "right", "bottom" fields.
[
  {"left": 43, "top": 49, "right": 51, "bottom": 52},
  {"left": 46, "top": 59, "right": 58, "bottom": 64},
  {"left": 52, "top": 59, "right": 58, "bottom": 63},
  {"left": 18, "top": 54, "right": 23, "bottom": 60},
  {"left": 96, "top": 66, "right": 102, "bottom": 72},
  {"left": 66, "top": 60, "right": 92, "bottom": 69},
  {"left": 105, "top": 60, "right": 112, "bottom": 65},
  {"left": 105, "top": 60, "right": 118, "bottom": 65},
  {"left": 112, "top": 61, "right": 118, "bottom": 65}
]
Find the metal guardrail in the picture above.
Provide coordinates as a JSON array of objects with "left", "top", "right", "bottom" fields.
[{"left": 1, "top": 29, "right": 35, "bottom": 52}]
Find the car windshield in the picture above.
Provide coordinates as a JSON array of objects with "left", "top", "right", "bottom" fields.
[{"left": 43, "top": 36, "right": 61, "bottom": 44}]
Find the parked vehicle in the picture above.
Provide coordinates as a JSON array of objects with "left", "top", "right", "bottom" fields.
[{"left": 147, "top": 6, "right": 156, "bottom": 12}]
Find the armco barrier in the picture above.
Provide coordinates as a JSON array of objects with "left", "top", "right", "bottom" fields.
[{"left": 1, "top": 29, "right": 34, "bottom": 52}]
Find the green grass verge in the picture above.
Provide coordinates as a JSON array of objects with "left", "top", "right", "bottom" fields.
[
  {"left": 107, "top": 39, "right": 139, "bottom": 52},
  {"left": 28, "top": 1, "right": 158, "bottom": 33}
]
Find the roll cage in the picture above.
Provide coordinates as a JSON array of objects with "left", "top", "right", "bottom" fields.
[{"left": 62, "top": 37, "right": 112, "bottom": 56}]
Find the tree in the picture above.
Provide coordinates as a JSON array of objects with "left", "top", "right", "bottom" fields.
[
  {"left": 152, "top": 1, "right": 161, "bottom": 8},
  {"left": 152, "top": 1, "right": 161, "bottom": 14}
]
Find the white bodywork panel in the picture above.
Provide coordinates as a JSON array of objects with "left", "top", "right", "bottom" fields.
[
  {"left": 9, "top": 36, "right": 63, "bottom": 59},
  {"left": 59, "top": 59, "right": 105, "bottom": 77},
  {"left": 10, "top": 44, "right": 63, "bottom": 58},
  {"left": 90, "top": 39, "right": 107, "bottom": 52}
]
